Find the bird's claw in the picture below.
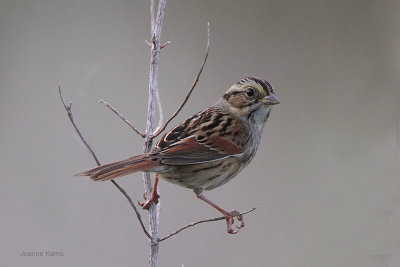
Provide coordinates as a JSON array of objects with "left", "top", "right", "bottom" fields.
[
  {"left": 225, "top": 210, "right": 245, "bottom": 234},
  {"left": 138, "top": 191, "right": 160, "bottom": 210}
]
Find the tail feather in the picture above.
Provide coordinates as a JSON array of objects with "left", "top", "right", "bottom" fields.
[{"left": 75, "top": 154, "right": 160, "bottom": 181}]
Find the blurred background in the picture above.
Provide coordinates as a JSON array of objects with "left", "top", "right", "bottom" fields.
[{"left": 1, "top": 0, "right": 399, "bottom": 266}]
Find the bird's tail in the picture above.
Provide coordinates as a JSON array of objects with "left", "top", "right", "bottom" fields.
[{"left": 75, "top": 154, "right": 160, "bottom": 181}]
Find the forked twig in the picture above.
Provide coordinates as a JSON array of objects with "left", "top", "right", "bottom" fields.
[
  {"left": 151, "top": 22, "right": 211, "bottom": 138},
  {"left": 58, "top": 84, "right": 151, "bottom": 240},
  {"left": 159, "top": 207, "right": 257, "bottom": 242},
  {"left": 100, "top": 99, "right": 146, "bottom": 138}
]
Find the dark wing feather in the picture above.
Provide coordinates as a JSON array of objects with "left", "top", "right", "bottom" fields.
[{"left": 150, "top": 107, "right": 248, "bottom": 165}]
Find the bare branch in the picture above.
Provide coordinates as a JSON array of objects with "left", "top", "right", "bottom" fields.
[
  {"left": 59, "top": 84, "right": 100, "bottom": 166},
  {"left": 99, "top": 99, "right": 145, "bottom": 138},
  {"left": 150, "top": 0, "right": 155, "bottom": 33},
  {"left": 145, "top": 40, "right": 152, "bottom": 47},
  {"left": 110, "top": 180, "right": 152, "bottom": 239},
  {"left": 58, "top": 84, "right": 151, "bottom": 240},
  {"left": 146, "top": 40, "right": 170, "bottom": 50},
  {"left": 159, "top": 207, "right": 257, "bottom": 242},
  {"left": 151, "top": 22, "right": 210, "bottom": 138},
  {"left": 153, "top": 88, "right": 164, "bottom": 135},
  {"left": 160, "top": 41, "right": 171, "bottom": 49},
  {"left": 145, "top": 1, "right": 168, "bottom": 266}
]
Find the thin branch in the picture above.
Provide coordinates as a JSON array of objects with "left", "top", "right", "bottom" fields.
[
  {"left": 145, "top": 1, "right": 167, "bottom": 266},
  {"left": 160, "top": 41, "right": 171, "bottom": 49},
  {"left": 99, "top": 99, "right": 145, "bottom": 138},
  {"left": 110, "top": 180, "right": 152, "bottom": 239},
  {"left": 145, "top": 40, "right": 152, "bottom": 47},
  {"left": 153, "top": 88, "right": 164, "bottom": 135},
  {"left": 58, "top": 84, "right": 100, "bottom": 166},
  {"left": 58, "top": 84, "right": 151, "bottom": 240},
  {"left": 150, "top": 0, "right": 155, "bottom": 33},
  {"left": 146, "top": 40, "right": 170, "bottom": 49},
  {"left": 151, "top": 22, "right": 210, "bottom": 138},
  {"left": 159, "top": 207, "right": 258, "bottom": 242}
]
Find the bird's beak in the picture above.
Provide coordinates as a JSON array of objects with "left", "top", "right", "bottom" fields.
[{"left": 261, "top": 93, "right": 280, "bottom": 105}]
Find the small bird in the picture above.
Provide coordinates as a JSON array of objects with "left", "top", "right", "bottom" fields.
[{"left": 76, "top": 76, "right": 279, "bottom": 234}]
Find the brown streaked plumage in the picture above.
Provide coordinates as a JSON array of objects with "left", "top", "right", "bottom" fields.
[{"left": 76, "top": 76, "right": 279, "bottom": 234}]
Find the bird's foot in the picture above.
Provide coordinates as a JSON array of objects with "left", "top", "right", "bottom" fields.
[
  {"left": 225, "top": 210, "right": 245, "bottom": 234},
  {"left": 138, "top": 191, "right": 160, "bottom": 210},
  {"left": 138, "top": 173, "right": 160, "bottom": 210}
]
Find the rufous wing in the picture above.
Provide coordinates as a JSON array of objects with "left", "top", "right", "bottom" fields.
[{"left": 151, "top": 135, "right": 244, "bottom": 165}]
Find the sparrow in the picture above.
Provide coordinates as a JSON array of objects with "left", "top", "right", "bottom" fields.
[{"left": 76, "top": 76, "right": 279, "bottom": 234}]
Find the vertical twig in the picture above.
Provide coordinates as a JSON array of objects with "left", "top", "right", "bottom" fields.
[{"left": 144, "top": 1, "right": 167, "bottom": 266}]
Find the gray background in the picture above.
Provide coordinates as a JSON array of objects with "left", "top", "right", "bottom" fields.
[{"left": 1, "top": 0, "right": 400, "bottom": 266}]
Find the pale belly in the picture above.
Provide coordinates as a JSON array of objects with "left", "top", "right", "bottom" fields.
[{"left": 156, "top": 157, "right": 242, "bottom": 190}]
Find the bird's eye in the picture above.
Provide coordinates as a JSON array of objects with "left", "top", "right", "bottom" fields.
[{"left": 246, "top": 88, "right": 255, "bottom": 97}]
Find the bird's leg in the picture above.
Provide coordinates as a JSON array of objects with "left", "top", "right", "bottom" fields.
[
  {"left": 139, "top": 173, "right": 160, "bottom": 210},
  {"left": 194, "top": 188, "right": 244, "bottom": 234}
]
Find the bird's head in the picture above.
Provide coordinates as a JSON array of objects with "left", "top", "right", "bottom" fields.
[{"left": 221, "top": 76, "right": 279, "bottom": 122}]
